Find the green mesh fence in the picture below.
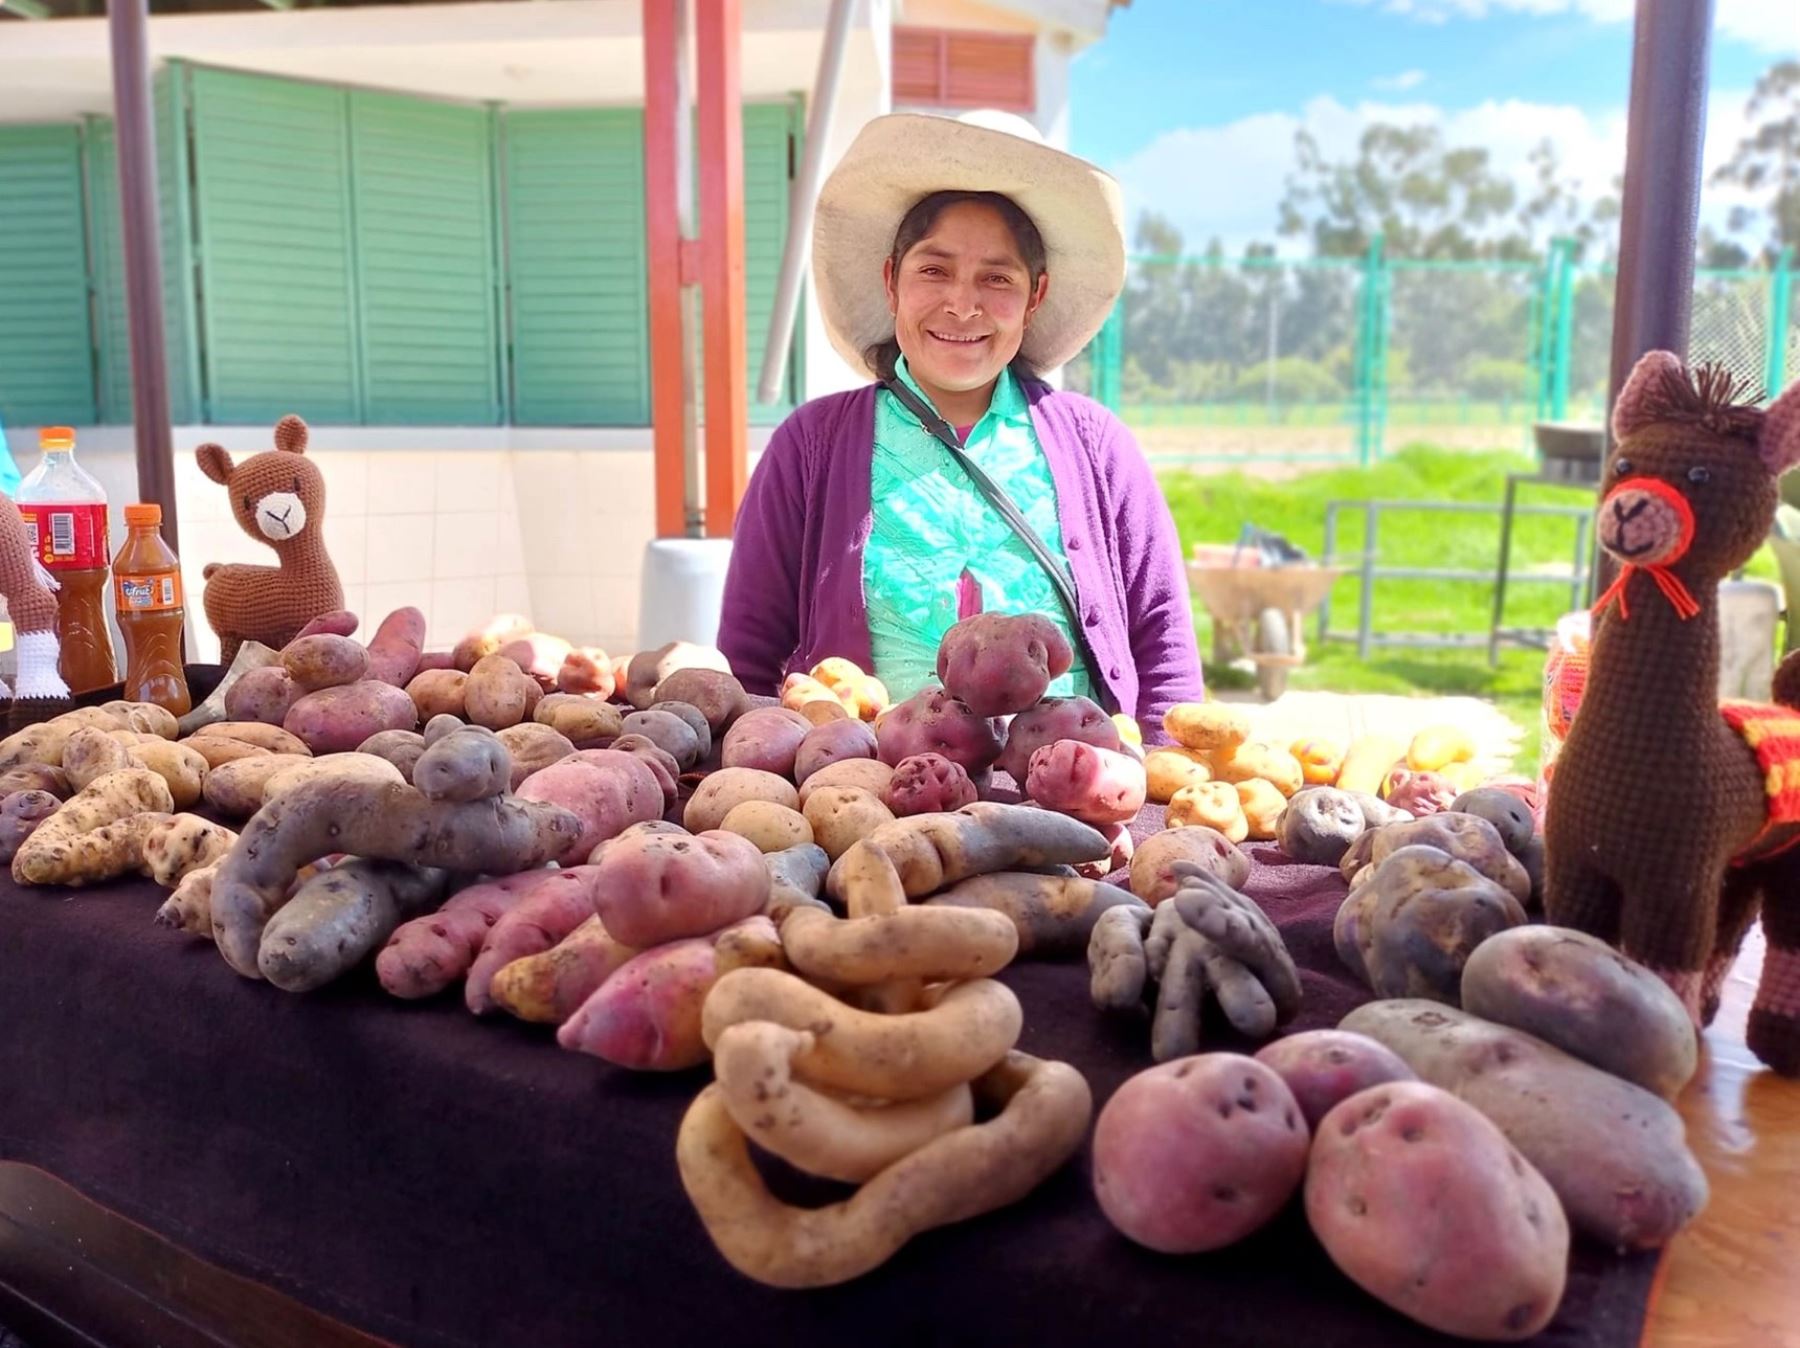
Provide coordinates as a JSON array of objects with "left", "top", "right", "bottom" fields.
[{"left": 1067, "top": 242, "right": 1798, "bottom": 467}]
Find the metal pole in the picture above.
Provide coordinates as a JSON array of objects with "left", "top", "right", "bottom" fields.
[
  {"left": 676, "top": 0, "right": 704, "bottom": 534},
  {"left": 1595, "top": 0, "right": 1714, "bottom": 600},
  {"left": 644, "top": 0, "right": 703, "bottom": 538},
  {"left": 697, "top": 0, "right": 747, "bottom": 538},
  {"left": 1264, "top": 279, "right": 1278, "bottom": 416},
  {"left": 755, "top": 0, "right": 857, "bottom": 406},
  {"left": 107, "top": 0, "right": 178, "bottom": 548},
  {"left": 1552, "top": 240, "right": 1575, "bottom": 420},
  {"left": 1765, "top": 245, "right": 1794, "bottom": 399}
]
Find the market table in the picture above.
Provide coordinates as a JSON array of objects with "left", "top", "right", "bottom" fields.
[{"left": 0, "top": 825, "right": 1667, "bottom": 1348}]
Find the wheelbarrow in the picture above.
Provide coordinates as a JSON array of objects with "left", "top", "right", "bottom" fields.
[{"left": 1186, "top": 557, "right": 1342, "bottom": 701}]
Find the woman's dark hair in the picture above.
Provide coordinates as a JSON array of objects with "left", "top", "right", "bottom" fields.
[{"left": 865, "top": 189, "right": 1048, "bottom": 383}]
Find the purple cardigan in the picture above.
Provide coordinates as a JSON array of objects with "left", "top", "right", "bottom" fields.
[{"left": 716, "top": 382, "right": 1206, "bottom": 736}]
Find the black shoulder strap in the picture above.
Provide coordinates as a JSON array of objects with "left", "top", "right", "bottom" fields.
[{"left": 881, "top": 378, "right": 1109, "bottom": 703}]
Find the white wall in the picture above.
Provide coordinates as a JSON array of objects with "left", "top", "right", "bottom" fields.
[
  {"left": 8, "top": 426, "right": 776, "bottom": 668},
  {"left": 0, "top": 0, "right": 888, "bottom": 122}
]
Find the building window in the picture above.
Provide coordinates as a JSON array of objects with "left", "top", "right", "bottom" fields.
[{"left": 892, "top": 26, "right": 1035, "bottom": 114}]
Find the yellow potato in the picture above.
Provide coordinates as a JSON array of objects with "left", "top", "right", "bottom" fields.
[
  {"left": 1290, "top": 737, "right": 1347, "bottom": 786},
  {"left": 803, "top": 787, "right": 897, "bottom": 862},
  {"left": 1162, "top": 702, "right": 1251, "bottom": 753},
  {"left": 1166, "top": 781, "right": 1248, "bottom": 843},
  {"left": 1145, "top": 746, "right": 1213, "bottom": 803},
  {"left": 1236, "top": 778, "right": 1287, "bottom": 840},
  {"left": 1210, "top": 742, "right": 1304, "bottom": 797},
  {"left": 722, "top": 800, "right": 816, "bottom": 853}
]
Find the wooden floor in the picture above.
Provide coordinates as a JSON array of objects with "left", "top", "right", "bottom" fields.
[{"left": 1648, "top": 927, "right": 1800, "bottom": 1348}]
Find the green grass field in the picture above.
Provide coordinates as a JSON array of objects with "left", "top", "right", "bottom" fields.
[
  {"left": 1123, "top": 397, "right": 1553, "bottom": 430},
  {"left": 1158, "top": 442, "right": 1784, "bottom": 777}
]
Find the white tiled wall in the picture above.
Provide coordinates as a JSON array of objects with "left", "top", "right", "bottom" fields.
[{"left": 8, "top": 425, "right": 769, "bottom": 668}]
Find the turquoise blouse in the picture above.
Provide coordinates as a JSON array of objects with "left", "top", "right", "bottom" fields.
[{"left": 864, "top": 357, "right": 1094, "bottom": 702}]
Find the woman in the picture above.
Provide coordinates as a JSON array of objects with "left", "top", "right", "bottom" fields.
[{"left": 717, "top": 111, "right": 1204, "bottom": 738}]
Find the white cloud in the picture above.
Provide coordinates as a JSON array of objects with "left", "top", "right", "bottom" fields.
[
  {"left": 1327, "top": 0, "right": 1798, "bottom": 53},
  {"left": 1108, "top": 90, "right": 1761, "bottom": 257},
  {"left": 1372, "top": 69, "right": 1429, "bottom": 90}
]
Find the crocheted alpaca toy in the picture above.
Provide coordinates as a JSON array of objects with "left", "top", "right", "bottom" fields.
[
  {"left": 0, "top": 493, "right": 70, "bottom": 701},
  {"left": 197, "top": 415, "right": 343, "bottom": 664},
  {"left": 1545, "top": 351, "right": 1800, "bottom": 1076}
]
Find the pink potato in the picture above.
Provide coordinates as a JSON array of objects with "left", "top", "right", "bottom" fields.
[
  {"left": 875, "top": 688, "right": 1003, "bottom": 777},
  {"left": 722, "top": 706, "right": 812, "bottom": 778},
  {"left": 500, "top": 632, "right": 576, "bottom": 692},
  {"left": 281, "top": 634, "right": 370, "bottom": 692},
  {"left": 936, "top": 612, "right": 1074, "bottom": 718},
  {"left": 365, "top": 607, "right": 427, "bottom": 687},
  {"left": 652, "top": 668, "right": 745, "bottom": 735},
  {"left": 1306, "top": 1082, "right": 1569, "bottom": 1341},
  {"left": 1128, "top": 827, "right": 1252, "bottom": 905},
  {"left": 794, "top": 718, "right": 879, "bottom": 784},
  {"left": 556, "top": 935, "right": 720, "bottom": 1070},
  {"left": 591, "top": 828, "right": 771, "bottom": 948},
  {"left": 1026, "top": 740, "right": 1147, "bottom": 825},
  {"left": 463, "top": 866, "right": 606, "bottom": 1014},
  {"left": 1093, "top": 1054, "right": 1310, "bottom": 1253},
  {"left": 557, "top": 646, "right": 616, "bottom": 698},
  {"left": 996, "top": 696, "right": 1121, "bottom": 783},
  {"left": 224, "top": 665, "right": 301, "bottom": 725},
  {"left": 1072, "top": 820, "right": 1133, "bottom": 881},
  {"left": 1384, "top": 769, "right": 1458, "bottom": 817},
  {"left": 376, "top": 874, "right": 541, "bottom": 999},
  {"left": 590, "top": 739, "right": 679, "bottom": 812},
  {"left": 415, "top": 651, "right": 457, "bottom": 673},
  {"left": 881, "top": 752, "right": 978, "bottom": 816},
  {"left": 292, "top": 609, "right": 359, "bottom": 640},
  {"left": 1255, "top": 1030, "right": 1419, "bottom": 1129},
  {"left": 517, "top": 752, "right": 666, "bottom": 865},
  {"left": 282, "top": 680, "right": 419, "bottom": 755}
]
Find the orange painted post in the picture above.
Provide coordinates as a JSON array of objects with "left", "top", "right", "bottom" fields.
[
  {"left": 643, "top": 0, "right": 688, "bottom": 539},
  {"left": 696, "top": 0, "right": 748, "bottom": 539}
]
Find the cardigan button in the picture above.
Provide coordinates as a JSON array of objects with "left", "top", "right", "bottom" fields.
[
  {"left": 1068, "top": 536, "right": 1082, "bottom": 551},
  {"left": 1085, "top": 607, "right": 1099, "bottom": 627},
  {"left": 1110, "top": 665, "right": 1121, "bottom": 680}
]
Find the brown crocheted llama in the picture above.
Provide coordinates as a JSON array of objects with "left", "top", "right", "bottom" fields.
[
  {"left": 0, "top": 493, "right": 69, "bottom": 701},
  {"left": 197, "top": 415, "right": 343, "bottom": 664},
  {"left": 1545, "top": 350, "right": 1800, "bottom": 1076}
]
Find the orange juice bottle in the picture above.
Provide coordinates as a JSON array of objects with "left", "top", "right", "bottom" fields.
[
  {"left": 15, "top": 426, "right": 117, "bottom": 694},
  {"left": 112, "top": 503, "right": 190, "bottom": 715}
]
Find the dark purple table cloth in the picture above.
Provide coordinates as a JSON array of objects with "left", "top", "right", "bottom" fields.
[{"left": 0, "top": 819, "right": 1660, "bottom": 1348}]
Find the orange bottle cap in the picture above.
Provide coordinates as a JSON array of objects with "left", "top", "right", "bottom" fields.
[
  {"left": 39, "top": 427, "right": 75, "bottom": 450},
  {"left": 125, "top": 503, "right": 163, "bottom": 526}
]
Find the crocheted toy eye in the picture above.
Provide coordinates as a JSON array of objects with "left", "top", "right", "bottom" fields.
[
  {"left": 1614, "top": 457, "right": 1634, "bottom": 476},
  {"left": 1687, "top": 466, "right": 1710, "bottom": 486}
]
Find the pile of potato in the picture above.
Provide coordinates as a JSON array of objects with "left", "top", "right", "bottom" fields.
[
  {"left": 1146, "top": 705, "right": 1503, "bottom": 844},
  {"left": 675, "top": 807, "right": 1100, "bottom": 1289},
  {"left": 1093, "top": 1029, "right": 1571, "bottom": 1341}
]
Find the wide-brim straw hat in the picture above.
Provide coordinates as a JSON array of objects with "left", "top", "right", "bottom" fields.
[{"left": 813, "top": 110, "right": 1127, "bottom": 379}]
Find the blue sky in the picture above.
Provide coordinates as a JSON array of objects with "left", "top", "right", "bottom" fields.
[{"left": 1071, "top": 0, "right": 1795, "bottom": 254}]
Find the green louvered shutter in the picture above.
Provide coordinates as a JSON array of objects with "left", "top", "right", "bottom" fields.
[
  {"left": 84, "top": 78, "right": 200, "bottom": 426},
  {"left": 189, "top": 67, "right": 359, "bottom": 423},
  {"left": 502, "top": 109, "right": 649, "bottom": 426},
  {"left": 350, "top": 92, "right": 501, "bottom": 425},
  {"left": 85, "top": 119, "right": 132, "bottom": 426},
  {"left": 0, "top": 125, "right": 97, "bottom": 427},
  {"left": 745, "top": 99, "right": 803, "bottom": 422}
]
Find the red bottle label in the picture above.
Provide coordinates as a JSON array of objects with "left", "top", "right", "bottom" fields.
[
  {"left": 18, "top": 503, "right": 109, "bottom": 570},
  {"left": 116, "top": 571, "right": 184, "bottom": 613}
]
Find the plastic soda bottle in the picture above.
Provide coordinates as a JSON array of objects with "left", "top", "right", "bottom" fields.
[
  {"left": 15, "top": 426, "right": 117, "bottom": 694},
  {"left": 112, "top": 503, "right": 191, "bottom": 716}
]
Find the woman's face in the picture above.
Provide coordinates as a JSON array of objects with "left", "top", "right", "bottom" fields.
[{"left": 883, "top": 200, "right": 1049, "bottom": 400}]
